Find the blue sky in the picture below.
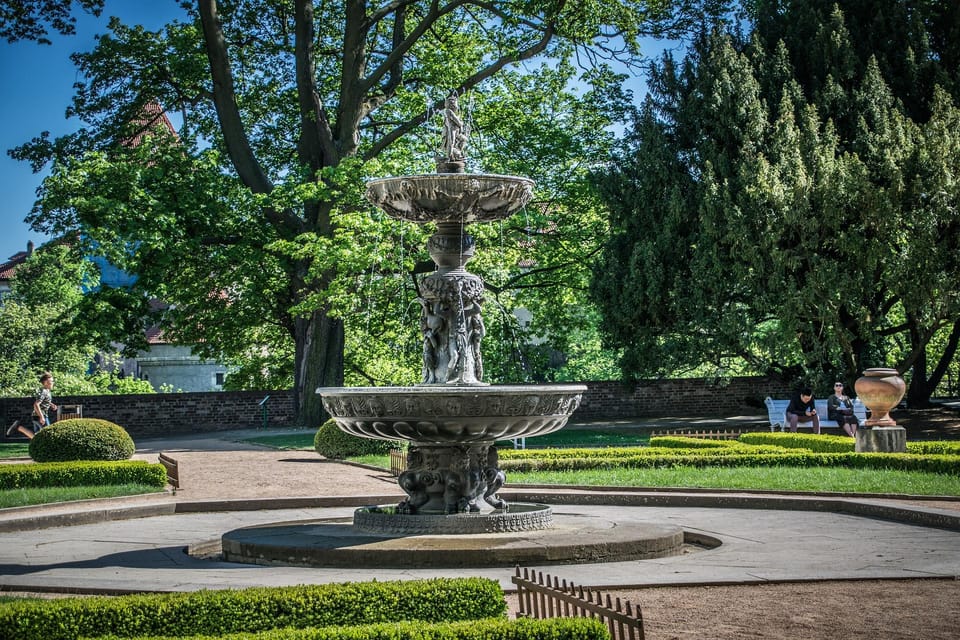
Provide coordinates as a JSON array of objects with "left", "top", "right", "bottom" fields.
[{"left": 0, "top": 2, "right": 188, "bottom": 262}]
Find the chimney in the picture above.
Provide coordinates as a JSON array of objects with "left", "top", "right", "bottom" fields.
[{"left": 27, "top": 240, "right": 34, "bottom": 255}]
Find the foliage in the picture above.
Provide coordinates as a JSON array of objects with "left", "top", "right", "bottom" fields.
[
  {"left": 740, "top": 431, "right": 960, "bottom": 455},
  {"left": 0, "top": 0, "right": 103, "bottom": 44},
  {"left": 0, "top": 244, "right": 101, "bottom": 395},
  {"left": 0, "top": 459, "right": 165, "bottom": 490},
  {"left": 506, "top": 465, "right": 960, "bottom": 495},
  {"left": 87, "top": 618, "right": 612, "bottom": 640},
  {"left": 28, "top": 418, "right": 135, "bottom": 461},
  {"left": 0, "top": 577, "right": 507, "bottom": 640},
  {"left": 591, "top": 1, "right": 960, "bottom": 403},
  {"left": 498, "top": 446, "right": 960, "bottom": 475},
  {"left": 313, "top": 419, "right": 394, "bottom": 459},
  {"left": 13, "top": 1, "right": 726, "bottom": 425}
]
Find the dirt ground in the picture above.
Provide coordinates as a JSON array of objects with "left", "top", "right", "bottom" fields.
[{"left": 505, "top": 579, "right": 960, "bottom": 639}]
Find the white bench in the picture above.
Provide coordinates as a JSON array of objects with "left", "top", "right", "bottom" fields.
[{"left": 764, "top": 396, "right": 867, "bottom": 432}]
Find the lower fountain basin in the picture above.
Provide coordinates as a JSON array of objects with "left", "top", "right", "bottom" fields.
[
  {"left": 354, "top": 503, "right": 552, "bottom": 534},
  {"left": 316, "top": 384, "right": 586, "bottom": 443}
]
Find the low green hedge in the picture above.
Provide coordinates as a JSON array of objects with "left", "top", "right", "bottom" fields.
[
  {"left": 93, "top": 617, "right": 609, "bottom": 640},
  {"left": 907, "top": 441, "right": 960, "bottom": 455},
  {"left": 500, "top": 451, "right": 960, "bottom": 475},
  {"left": 738, "top": 432, "right": 854, "bottom": 453},
  {"left": 0, "top": 578, "right": 506, "bottom": 640},
  {"left": 314, "top": 419, "right": 394, "bottom": 459},
  {"left": 648, "top": 437, "right": 737, "bottom": 449},
  {"left": 500, "top": 444, "right": 788, "bottom": 461},
  {"left": 0, "top": 460, "right": 167, "bottom": 490},
  {"left": 739, "top": 432, "right": 960, "bottom": 456}
]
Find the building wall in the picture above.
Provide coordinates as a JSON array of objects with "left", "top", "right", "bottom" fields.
[
  {"left": 1, "top": 377, "right": 796, "bottom": 439},
  {"left": 136, "top": 344, "right": 228, "bottom": 393}
]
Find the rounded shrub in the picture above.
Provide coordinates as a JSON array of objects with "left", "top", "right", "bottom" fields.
[
  {"left": 29, "top": 418, "right": 136, "bottom": 462},
  {"left": 314, "top": 418, "right": 394, "bottom": 459}
]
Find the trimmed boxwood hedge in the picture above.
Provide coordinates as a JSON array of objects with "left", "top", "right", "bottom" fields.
[
  {"left": 499, "top": 450, "right": 960, "bottom": 475},
  {"left": 500, "top": 444, "right": 788, "bottom": 461},
  {"left": 313, "top": 419, "right": 394, "bottom": 459},
  {"left": 29, "top": 418, "right": 136, "bottom": 462},
  {"left": 0, "top": 460, "right": 167, "bottom": 490},
  {"left": 93, "top": 617, "right": 611, "bottom": 640},
  {"left": 0, "top": 578, "right": 506, "bottom": 640},
  {"left": 739, "top": 432, "right": 960, "bottom": 456},
  {"left": 738, "top": 432, "right": 854, "bottom": 453}
]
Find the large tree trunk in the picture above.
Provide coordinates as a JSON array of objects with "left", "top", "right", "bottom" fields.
[{"left": 293, "top": 309, "right": 344, "bottom": 427}]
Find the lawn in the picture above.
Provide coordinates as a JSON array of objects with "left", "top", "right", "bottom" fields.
[
  {"left": 0, "top": 483, "right": 166, "bottom": 509},
  {"left": 0, "top": 442, "right": 30, "bottom": 459}
]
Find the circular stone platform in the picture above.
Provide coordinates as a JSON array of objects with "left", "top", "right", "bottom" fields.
[
  {"left": 219, "top": 511, "right": 688, "bottom": 568},
  {"left": 354, "top": 503, "right": 553, "bottom": 534}
]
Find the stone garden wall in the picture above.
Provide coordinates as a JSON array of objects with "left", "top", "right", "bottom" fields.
[{"left": 1, "top": 377, "right": 794, "bottom": 438}]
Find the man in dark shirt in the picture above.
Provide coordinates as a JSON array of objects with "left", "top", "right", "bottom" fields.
[{"left": 786, "top": 387, "right": 821, "bottom": 434}]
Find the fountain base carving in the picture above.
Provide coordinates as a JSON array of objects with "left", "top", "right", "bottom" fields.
[{"left": 355, "top": 502, "right": 552, "bottom": 534}]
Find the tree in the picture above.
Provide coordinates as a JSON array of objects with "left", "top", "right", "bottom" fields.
[
  {"left": 0, "top": 0, "right": 103, "bottom": 44},
  {"left": 0, "top": 244, "right": 98, "bottom": 394},
  {"left": 592, "top": 2, "right": 960, "bottom": 405},
  {"left": 15, "top": 1, "right": 719, "bottom": 425}
]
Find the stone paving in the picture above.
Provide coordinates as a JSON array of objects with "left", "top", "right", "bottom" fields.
[{"left": 1, "top": 428, "right": 959, "bottom": 594}]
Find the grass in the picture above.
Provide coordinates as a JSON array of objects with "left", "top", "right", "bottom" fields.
[
  {"left": 0, "top": 483, "right": 166, "bottom": 509},
  {"left": 239, "top": 432, "right": 315, "bottom": 449},
  {"left": 506, "top": 465, "right": 960, "bottom": 496},
  {"left": 0, "top": 442, "right": 31, "bottom": 459},
  {"left": 495, "top": 428, "right": 651, "bottom": 448}
]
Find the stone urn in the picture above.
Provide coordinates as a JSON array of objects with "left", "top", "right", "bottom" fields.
[{"left": 854, "top": 368, "right": 906, "bottom": 427}]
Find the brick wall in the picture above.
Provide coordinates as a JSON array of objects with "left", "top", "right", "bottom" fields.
[
  {"left": 0, "top": 390, "right": 296, "bottom": 438},
  {"left": 574, "top": 377, "right": 793, "bottom": 419},
  {"left": 1, "top": 377, "right": 793, "bottom": 438}
]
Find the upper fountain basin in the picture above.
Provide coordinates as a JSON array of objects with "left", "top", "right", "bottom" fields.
[
  {"left": 317, "top": 384, "right": 586, "bottom": 444},
  {"left": 365, "top": 174, "right": 535, "bottom": 223}
]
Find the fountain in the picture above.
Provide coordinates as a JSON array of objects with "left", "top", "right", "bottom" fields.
[{"left": 220, "top": 93, "right": 687, "bottom": 567}]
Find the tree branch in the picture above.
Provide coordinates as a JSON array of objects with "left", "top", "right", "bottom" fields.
[
  {"left": 197, "top": 0, "right": 272, "bottom": 194},
  {"left": 294, "top": 0, "right": 338, "bottom": 170}
]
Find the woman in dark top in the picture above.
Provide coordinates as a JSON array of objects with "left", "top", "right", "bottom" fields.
[
  {"left": 786, "top": 387, "right": 820, "bottom": 434},
  {"left": 827, "top": 381, "right": 859, "bottom": 437}
]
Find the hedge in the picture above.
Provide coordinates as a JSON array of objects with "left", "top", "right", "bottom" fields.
[
  {"left": 0, "top": 460, "right": 167, "bottom": 490},
  {"left": 738, "top": 432, "right": 960, "bottom": 456},
  {"left": 91, "top": 617, "right": 610, "bottom": 640},
  {"left": 499, "top": 451, "right": 960, "bottom": 475},
  {"left": 0, "top": 578, "right": 507, "bottom": 640},
  {"left": 738, "top": 432, "right": 854, "bottom": 453},
  {"left": 500, "top": 444, "right": 788, "bottom": 461}
]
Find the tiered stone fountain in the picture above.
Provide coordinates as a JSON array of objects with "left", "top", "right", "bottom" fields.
[{"left": 220, "top": 93, "right": 686, "bottom": 567}]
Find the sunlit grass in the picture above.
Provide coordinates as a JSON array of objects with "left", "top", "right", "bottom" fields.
[
  {"left": 348, "top": 454, "right": 392, "bottom": 467},
  {"left": 0, "top": 484, "right": 164, "bottom": 509},
  {"left": 506, "top": 465, "right": 960, "bottom": 496},
  {"left": 239, "top": 433, "right": 315, "bottom": 449},
  {"left": 0, "top": 442, "right": 31, "bottom": 459}
]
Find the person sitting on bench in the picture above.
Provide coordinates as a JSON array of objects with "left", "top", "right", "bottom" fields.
[{"left": 786, "top": 387, "right": 820, "bottom": 434}]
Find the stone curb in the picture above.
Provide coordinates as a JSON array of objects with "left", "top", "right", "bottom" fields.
[{"left": 2, "top": 490, "right": 958, "bottom": 533}]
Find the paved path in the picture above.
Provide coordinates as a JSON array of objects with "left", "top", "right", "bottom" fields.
[{"left": 1, "top": 428, "right": 959, "bottom": 594}]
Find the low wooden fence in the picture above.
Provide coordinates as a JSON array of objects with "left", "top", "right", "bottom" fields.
[
  {"left": 650, "top": 429, "right": 741, "bottom": 440},
  {"left": 158, "top": 452, "right": 180, "bottom": 490},
  {"left": 512, "top": 567, "right": 644, "bottom": 640},
  {"left": 389, "top": 448, "right": 406, "bottom": 476}
]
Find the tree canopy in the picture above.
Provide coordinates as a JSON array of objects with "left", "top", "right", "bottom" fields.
[
  {"left": 13, "top": 1, "right": 722, "bottom": 425},
  {"left": 591, "top": 0, "right": 960, "bottom": 403}
]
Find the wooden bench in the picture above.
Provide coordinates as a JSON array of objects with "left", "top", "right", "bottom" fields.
[
  {"left": 764, "top": 396, "right": 867, "bottom": 432},
  {"left": 57, "top": 404, "right": 83, "bottom": 421}
]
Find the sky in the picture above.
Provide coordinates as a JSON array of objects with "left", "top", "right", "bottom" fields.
[{"left": 0, "top": 1, "right": 188, "bottom": 262}]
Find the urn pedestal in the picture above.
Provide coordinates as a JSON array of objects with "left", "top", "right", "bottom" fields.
[{"left": 854, "top": 368, "right": 907, "bottom": 453}]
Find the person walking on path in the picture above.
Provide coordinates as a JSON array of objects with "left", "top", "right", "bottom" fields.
[
  {"left": 786, "top": 387, "right": 820, "bottom": 434},
  {"left": 6, "top": 371, "right": 58, "bottom": 440},
  {"left": 827, "top": 381, "right": 859, "bottom": 437}
]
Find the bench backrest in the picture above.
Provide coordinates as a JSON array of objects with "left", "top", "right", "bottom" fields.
[{"left": 764, "top": 396, "right": 867, "bottom": 429}]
